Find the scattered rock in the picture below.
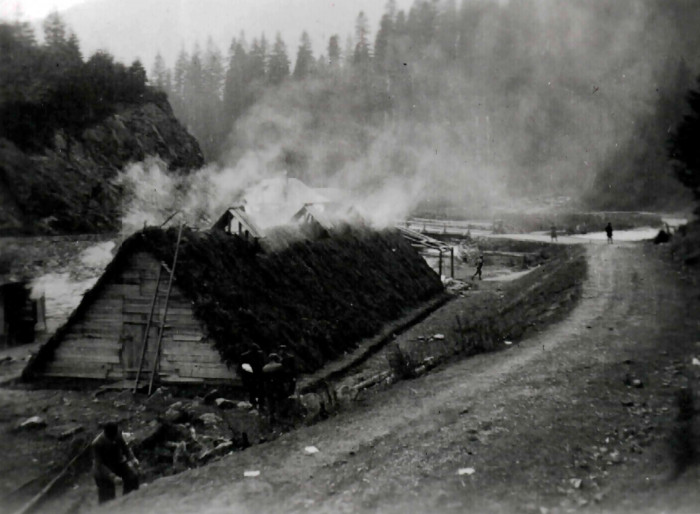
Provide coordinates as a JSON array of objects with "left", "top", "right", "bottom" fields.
[
  {"left": 47, "top": 423, "right": 84, "bottom": 440},
  {"left": 433, "top": 334, "right": 445, "bottom": 340},
  {"left": 163, "top": 407, "right": 187, "bottom": 424},
  {"left": 413, "top": 365, "right": 427, "bottom": 376},
  {"left": 203, "top": 389, "right": 220, "bottom": 405},
  {"left": 457, "top": 467, "right": 475, "bottom": 475},
  {"left": 631, "top": 379, "right": 643, "bottom": 388},
  {"left": 609, "top": 451, "right": 623, "bottom": 464},
  {"left": 304, "top": 446, "right": 320, "bottom": 455},
  {"left": 146, "top": 387, "right": 172, "bottom": 404},
  {"left": 569, "top": 478, "right": 582, "bottom": 489},
  {"left": 214, "top": 398, "right": 237, "bottom": 410},
  {"left": 244, "top": 470, "right": 260, "bottom": 477},
  {"left": 479, "top": 421, "right": 493, "bottom": 431},
  {"left": 198, "top": 413, "right": 223, "bottom": 427},
  {"left": 236, "top": 401, "right": 254, "bottom": 410},
  {"left": 16, "top": 416, "right": 46, "bottom": 431},
  {"left": 621, "top": 400, "right": 635, "bottom": 407},
  {"left": 198, "top": 441, "right": 234, "bottom": 463}
]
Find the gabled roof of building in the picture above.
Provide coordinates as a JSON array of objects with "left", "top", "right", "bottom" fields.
[
  {"left": 291, "top": 203, "right": 337, "bottom": 231},
  {"left": 212, "top": 206, "right": 264, "bottom": 238}
]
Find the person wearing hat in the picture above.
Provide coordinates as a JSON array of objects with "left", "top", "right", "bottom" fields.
[{"left": 92, "top": 421, "right": 140, "bottom": 503}]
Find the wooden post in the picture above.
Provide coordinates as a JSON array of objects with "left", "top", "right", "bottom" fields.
[
  {"left": 133, "top": 264, "right": 163, "bottom": 393},
  {"left": 450, "top": 247, "right": 454, "bottom": 278},
  {"left": 148, "top": 223, "right": 184, "bottom": 396},
  {"left": 438, "top": 250, "right": 443, "bottom": 276}
]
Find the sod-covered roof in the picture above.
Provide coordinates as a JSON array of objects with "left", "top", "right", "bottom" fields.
[{"left": 25, "top": 225, "right": 443, "bottom": 378}]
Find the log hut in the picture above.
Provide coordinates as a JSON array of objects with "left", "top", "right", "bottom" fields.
[
  {"left": 24, "top": 225, "right": 443, "bottom": 385},
  {"left": 23, "top": 246, "right": 234, "bottom": 383}
]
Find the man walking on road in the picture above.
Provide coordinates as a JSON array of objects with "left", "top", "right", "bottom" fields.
[
  {"left": 605, "top": 222, "right": 614, "bottom": 244},
  {"left": 92, "top": 421, "right": 140, "bottom": 504},
  {"left": 472, "top": 254, "right": 484, "bottom": 281}
]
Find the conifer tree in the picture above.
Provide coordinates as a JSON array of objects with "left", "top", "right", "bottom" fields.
[
  {"left": 353, "top": 11, "right": 371, "bottom": 66},
  {"left": 268, "top": 33, "right": 290, "bottom": 85},
  {"left": 327, "top": 34, "right": 341, "bottom": 68},
  {"left": 151, "top": 52, "right": 169, "bottom": 91},
  {"left": 293, "top": 31, "right": 314, "bottom": 80}
]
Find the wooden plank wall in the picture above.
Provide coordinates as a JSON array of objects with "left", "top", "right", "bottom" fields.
[{"left": 44, "top": 251, "right": 236, "bottom": 383}]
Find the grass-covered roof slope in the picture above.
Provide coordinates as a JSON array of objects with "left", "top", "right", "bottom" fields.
[{"left": 26, "top": 225, "right": 443, "bottom": 378}]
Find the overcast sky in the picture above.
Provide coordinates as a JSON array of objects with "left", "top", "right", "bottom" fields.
[{"left": 0, "top": 0, "right": 86, "bottom": 19}]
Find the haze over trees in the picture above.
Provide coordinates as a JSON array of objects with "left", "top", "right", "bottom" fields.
[{"left": 150, "top": 0, "right": 700, "bottom": 212}]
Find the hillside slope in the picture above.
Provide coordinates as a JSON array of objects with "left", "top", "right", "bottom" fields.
[{"left": 0, "top": 97, "right": 203, "bottom": 234}]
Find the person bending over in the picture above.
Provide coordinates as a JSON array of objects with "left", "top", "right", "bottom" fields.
[{"left": 92, "top": 421, "right": 140, "bottom": 504}]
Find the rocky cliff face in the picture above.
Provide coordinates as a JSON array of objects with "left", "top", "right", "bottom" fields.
[{"left": 0, "top": 98, "right": 203, "bottom": 234}]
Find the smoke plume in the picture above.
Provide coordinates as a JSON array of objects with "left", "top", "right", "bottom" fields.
[{"left": 117, "top": 0, "right": 700, "bottom": 234}]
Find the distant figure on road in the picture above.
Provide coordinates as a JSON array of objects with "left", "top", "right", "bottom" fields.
[
  {"left": 92, "top": 421, "right": 140, "bottom": 504},
  {"left": 605, "top": 222, "right": 613, "bottom": 244},
  {"left": 550, "top": 225, "right": 558, "bottom": 242},
  {"left": 472, "top": 254, "right": 484, "bottom": 281}
]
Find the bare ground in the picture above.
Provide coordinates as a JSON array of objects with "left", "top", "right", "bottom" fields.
[{"left": 94, "top": 241, "right": 700, "bottom": 514}]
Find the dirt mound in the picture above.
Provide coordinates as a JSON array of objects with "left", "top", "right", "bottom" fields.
[{"left": 27, "top": 226, "right": 443, "bottom": 378}]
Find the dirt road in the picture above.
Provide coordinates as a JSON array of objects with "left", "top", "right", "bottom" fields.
[{"left": 103, "top": 241, "right": 699, "bottom": 514}]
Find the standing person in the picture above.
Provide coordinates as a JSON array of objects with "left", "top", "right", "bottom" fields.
[
  {"left": 550, "top": 225, "right": 558, "bottom": 242},
  {"left": 263, "top": 353, "right": 284, "bottom": 421},
  {"left": 239, "top": 343, "right": 265, "bottom": 409},
  {"left": 92, "top": 421, "right": 140, "bottom": 504},
  {"left": 471, "top": 254, "right": 484, "bottom": 281},
  {"left": 605, "top": 222, "right": 614, "bottom": 244},
  {"left": 278, "top": 345, "right": 298, "bottom": 398}
]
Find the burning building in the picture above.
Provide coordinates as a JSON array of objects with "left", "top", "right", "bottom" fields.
[{"left": 24, "top": 225, "right": 443, "bottom": 384}]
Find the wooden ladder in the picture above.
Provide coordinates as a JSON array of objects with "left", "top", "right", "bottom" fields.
[{"left": 132, "top": 223, "right": 184, "bottom": 394}]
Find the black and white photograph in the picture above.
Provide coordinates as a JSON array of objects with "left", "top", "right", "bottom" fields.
[{"left": 1, "top": 0, "right": 699, "bottom": 512}]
